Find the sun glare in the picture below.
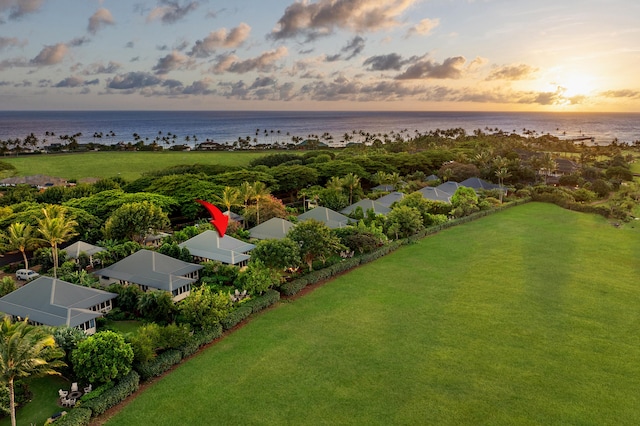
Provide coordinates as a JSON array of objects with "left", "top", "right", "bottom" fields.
[{"left": 560, "top": 73, "right": 598, "bottom": 98}]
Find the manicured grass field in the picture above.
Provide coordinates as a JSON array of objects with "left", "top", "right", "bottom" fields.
[
  {"left": 2, "top": 151, "right": 266, "bottom": 181},
  {"left": 0, "top": 375, "right": 69, "bottom": 426},
  {"left": 106, "top": 203, "right": 640, "bottom": 425}
]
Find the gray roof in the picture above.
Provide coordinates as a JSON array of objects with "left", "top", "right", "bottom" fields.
[
  {"left": 436, "top": 181, "right": 461, "bottom": 194},
  {"left": 178, "top": 230, "right": 255, "bottom": 265},
  {"left": 426, "top": 174, "right": 439, "bottom": 182},
  {"left": 63, "top": 241, "right": 105, "bottom": 259},
  {"left": 459, "top": 177, "right": 502, "bottom": 191},
  {"left": 371, "top": 184, "right": 395, "bottom": 192},
  {"left": 0, "top": 277, "right": 116, "bottom": 328},
  {"left": 375, "top": 191, "right": 405, "bottom": 207},
  {"left": 417, "top": 187, "right": 452, "bottom": 203},
  {"left": 297, "top": 207, "right": 350, "bottom": 229},
  {"left": 340, "top": 199, "right": 391, "bottom": 216},
  {"left": 223, "top": 211, "right": 244, "bottom": 222},
  {"left": 249, "top": 217, "right": 294, "bottom": 240},
  {"left": 95, "top": 249, "right": 202, "bottom": 291}
]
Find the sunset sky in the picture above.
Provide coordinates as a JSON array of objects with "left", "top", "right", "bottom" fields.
[{"left": 1, "top": 0, "right": 639, "bottom": 111}]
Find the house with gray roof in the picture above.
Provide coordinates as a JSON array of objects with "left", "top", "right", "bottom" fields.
[
  {"left": 375, "top": 191, "right": 405, "bottom": 207},
  {"left": 249, "top": 217, "right": 294, "bottom": 240},
  {"left": 417, "top": 187, "right": 453, "bottom": 203},
  {"left": 0, "top": 277, "right": 117, "bottom": 334},
  {"left": 297, "top": 206, "right": 350, "bottom": 229},
  {"left": 371, "top": 184, "right": 395, "bottom": 192},
  {"left": 426, "top": 174, "right": 440, "bottom": 182},
  {"left": 340, "top": 199, "right": 391, "bottom": 216},
  {"left": 459, "top": 177, "right": 502, "bottom": 191},
  {"left": 436, "top": 181, "right": 461, "bottom": 194},
  {"left": 95, "top": 249, "right": 202, "bottom": 301},
  {"left": 62, "top": 241, "right": 105, "bottom": 266},
  {"left": 178, "top": 230, "right": 255, "bottom": 266}
]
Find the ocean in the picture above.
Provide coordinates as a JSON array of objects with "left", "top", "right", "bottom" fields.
[{"left": 0, "top": 110, "right": 638, "bottom": 148}]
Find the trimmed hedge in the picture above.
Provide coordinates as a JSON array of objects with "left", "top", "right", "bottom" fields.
[
  {"left": 192, "top": 324, "right": 223, "bottom": 346},
  {"left": 81, "top": 371, "right": 140, "bottom": 417},
  {"left": 242, "top": 289, "right": 280, "bottom": 313},
  {"left": 53, "top": 407, "right": 92, "bottom": 426},
  {"left": 221, "top": 305, "right": 252, "bottom": 330},
  {"left": 135, "top": 349, "right": 182, "bottom": 382}
]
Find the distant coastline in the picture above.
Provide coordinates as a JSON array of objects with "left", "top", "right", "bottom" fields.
[{"left": 0, "top": 110, "right": 638, "bottom": 147}]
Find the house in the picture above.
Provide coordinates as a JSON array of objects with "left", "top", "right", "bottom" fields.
[
  {"left": 417, "top": 187, "right": 453, "bottom": 203},
  {"left": 0, "top": 174, "right": 68, "bottom": 189},
  {"left": 95, "top": 250, "right": 202, "bottom": 301},
  {"left": 62, "top": 241, "right": 105, "bottom": 265},
  {"left": 436, "top": 181, "right": 461, "bottom": 195},
  {"left": 143, "top": 231, "right": 171, "bottom": 248},
  {"left": 297, "top": 207, "right": 350, "bottom": 229},
  {"left": 249, "top": 217, "right": 294, "bottom": 240},
  {"left": 0, "top": 277, "right": 117, "bottom": 335},
  {"left": 224, "top": 210, "right": 245, "bottom": 226},
  {"left": 371, "top": 184, "right": 395, "bottom": 192},
  {"left": 178, "top": 230, "right": 255, "bottom": 266},
  {"left": 375, "top": 191, "right": 405, "bottom": 207},
  {"left": 340, "top": 199, "right": 391, "bottom": 216},
  {"left": 459, "top": 177, "right": 503, "bottom": 192},
  {"left": 425, "top": 174, "right": 440, "bottom": 182}
]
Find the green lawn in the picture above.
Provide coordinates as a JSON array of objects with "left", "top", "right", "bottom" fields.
[
  {"left": 0, "top": 375, "right": 69, "bottom": 426},
  {"left": 2, "top": 151, "right": 266, "bottom": 181},
  {"left": 106, "top": 203, "right": 640, "bottom": 425}
]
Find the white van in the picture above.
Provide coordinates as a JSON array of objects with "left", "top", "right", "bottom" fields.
[{"left": 16, "top": 269, "right": 39, "bottom": 281}]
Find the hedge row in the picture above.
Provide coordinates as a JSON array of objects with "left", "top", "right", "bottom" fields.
[
  {"left": 135, "top": 349, "right": 183, "bottom": 382},
  {"left": 53, "top": 407, "right": 91, "bottom": 426},
  {"left": 243, "top": 289, "right": 280, "bottom": 313},
  {"left": 81, "top": 370, "right": 140, "bottom": 417},
  {"left": 221, "top": 305, "right": 253, "bottom": 330}
]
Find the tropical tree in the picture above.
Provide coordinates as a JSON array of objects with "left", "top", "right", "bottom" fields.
[
  {"left": 238, "top": 181, "right": 255, "bottom": 211},
  {"left": 213, "top": 186, "right": 241, "bottom": 215},
  {"left": 178, "top": 286, "right": 232, "bottom": 330},
  {"left": 250, "top": 181, "right": 271, "bottom": 225},
  {"left": 71, "top": 330, "right": 134, "bottom": 384},
  {"left": 494, "top": 168, "right": 512, "bottom": 203},
  {"left": 385, "top": 206, "right": 424, "bottom": 239},
  {"left": 0, "top": 277, "right": 16, "bottom": 297},
  {"left": 103, "top": 201, "right": 170, "bottom": 244},
  {"left": 0, "top": 317, "right": 65, "bottom": 426},
  {"left": 250, "top": 238, "right": 301, "bottom": 271},
  {"left": 341, "top": 172, "right": 361, "bottom": 205},
  {"left": 287, "top": 219, "right": 344, "bottom": 271},
  {"left": 37, "top": 206, "right": 78, "bottom": 278},
  {"left": 4, "top": 223, "right": 38, "bottom": 270}
]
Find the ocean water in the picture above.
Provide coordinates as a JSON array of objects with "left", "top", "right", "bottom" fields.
[{"left": 0, "top": 110, "right": 638, "bottom": 147}]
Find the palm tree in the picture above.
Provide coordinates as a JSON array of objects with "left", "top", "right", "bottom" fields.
[
  {"left": 251, "top": 181, "right": 270, "bottom": 225},
  {"left": 213, "top": 186, "right": 241, "bottom": 215},
  {"left": 341, "top": 173, "right": 361, "bottom": 205},
  {"left": 37, "top": 206, "right": 78, "bottom": 278},
  {"left": 238, "top": 182, "right": 255, "bottom": 211},
  {"left": 0, "top": 317, "right": 65, "bottom": 426},
  {"left": 5, "top": 223, "right": 38, "bottom": 270},
  {"left": 494, "top": 168, "right": 512, "bottom": 203}
]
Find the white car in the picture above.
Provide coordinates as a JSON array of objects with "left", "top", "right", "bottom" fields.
[{"left": 16, "top": 269, "right": 40, "bottom": 281}]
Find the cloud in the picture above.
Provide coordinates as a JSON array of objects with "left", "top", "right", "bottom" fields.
[
  {"left": 599, "top": 89, "right": 640, "bottom": 99},
  {"left": 363, "top": 53, "right": 405, "bottom": 71},
  {"left": 0, "top": 57, "right": 28, "bottom": 71},
  {"left": 54, "top": 76, "right": 99, "bottom": 88},
  {"left": 30, "top": 43, "right": 68, "bottom": 66},
  {"left": 212, "top": 46, "right": 288, "bottom": 74},
  {"left": 68, "top": 37, "right": 90, "bottom": 47},
  {"left": 108, "top": 71, "right": 162, "bottom": 90},
  {"left": 88, "top": 8, "right": 115, "bottom": 34},
  {"left": 189, "top": 22, "right": 251, "bottom": 58},
  {"left": 83, "top": 61, "right": 122, "bottom": 75},
  {"left": 0, "top": 36, "right": 27, "bottom": 51},
  {"left": 299, "top": 76, "right": 420, "bottom": 102},
  {"left": 0, "top": 0, "right": 44, "bottom": 20},
  {"left": 152, "top": 51, "right": 193, "bottom": 74},
  {"left": 486, "top": 64, "right": 538, "bottom": 81},
  {"left": 270, "top": 0, "right": 417, "bottom": 41},
  {"left": 341, "top": 36, "right": 365, "bottom": 60},
  {"left": 405, "top": 18, "right": 439, "bottom": 38},
  {"left": 395, "top": 56, "right": 466, "bottom": 79},
  {"left": 147, "top": 0, "right": 199, "bottom": 24}
]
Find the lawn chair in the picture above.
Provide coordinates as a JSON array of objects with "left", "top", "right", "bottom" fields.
[
  {"left": 58, "top": 389, "right": 68, "bottom": 398},
  {"left": 71, "top": 382, "right": 78, "bottom": 392},
  {"left": 84, "top": 384, "right": 92, "bottom": 394},
  {"left": 61, "top": 397, "right": 72, "bottom": 407}
]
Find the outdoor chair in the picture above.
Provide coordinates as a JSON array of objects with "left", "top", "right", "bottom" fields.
[
  {"left": 58, "top": 389, "right": 68, "bottom": 398},
  {"left": 61, "top": 398, "right": 72, "bottom": 407},
  {"left": 84, "top": 384, "right": 92, "bottom": 394},
  {"left": 71, "top": 382, "right": 78, "bottom": 392}
]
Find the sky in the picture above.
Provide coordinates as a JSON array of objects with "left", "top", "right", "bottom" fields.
[{"left": 1, "top": 0, "right": 639, "bottom": 112}]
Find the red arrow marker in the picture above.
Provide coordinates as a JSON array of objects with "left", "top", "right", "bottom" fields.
[{"left": 195, "top": 199, "right": 229, "bottom": 238}]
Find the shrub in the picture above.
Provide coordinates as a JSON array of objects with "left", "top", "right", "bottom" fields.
[
  {"left": 82, "top": 371, "right": 140, "bottom": 416},
  {"left": 221, "top": 306, "right": 253, "bottom": 330},
  {"left": 192, "top": 324, "right": 223, "bottom": 346},
  {"left": 242, "top": 289, "right": 280, "bottom": 313},
  {"left": 53, "top": 407, "right": 92, "bottom": 426},
  {"left": 135, "top": 349, "right": 183, "bottom": 382}
]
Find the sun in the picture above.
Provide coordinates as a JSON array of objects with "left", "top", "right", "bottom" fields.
[{"left": 559, "top": 73, "right": 598, "bottom": 98}]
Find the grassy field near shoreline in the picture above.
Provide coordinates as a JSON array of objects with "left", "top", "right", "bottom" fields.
[
  {"left": 105, "top": 203, "right": 640, "bottom": 425},
  {"left": 1, "top": 151, "right": 267, "bottom": 181}
]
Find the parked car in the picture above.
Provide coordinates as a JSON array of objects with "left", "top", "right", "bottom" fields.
[{"left": 16, "top": 269, "right": 39, "bottom": 281}]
